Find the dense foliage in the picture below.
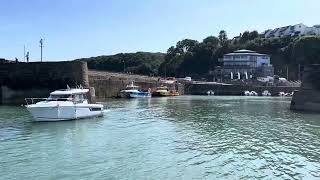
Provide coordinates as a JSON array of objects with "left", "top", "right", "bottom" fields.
[{"left": 76, "top": 52, "right": 165, "bottom": 76}]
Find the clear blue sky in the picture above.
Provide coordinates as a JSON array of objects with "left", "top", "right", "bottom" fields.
[{"left": 1, "top": 0, "right": 319, "bottom": 61}]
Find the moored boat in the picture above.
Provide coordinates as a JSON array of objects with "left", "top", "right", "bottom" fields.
[
  {"left": 120, "top": 82, "right": 151, "bottom": 98},
  {"left": 152, "top": 86, "right": 180, "bottom": 97},
  {"left": 244, "top": 90, "right": 258, "bottom": 96},
  {"left": 207, "top": 90, "right": 215, "bottom": 96},
  {"left": 262, "top": 90, "right": 271, "bottom": 96},
  {"left": 152, "top": 86, "right": 170, "bottom": 97},
  {"left": 25, "top": 88, "right": 104, "bottom": 121}
]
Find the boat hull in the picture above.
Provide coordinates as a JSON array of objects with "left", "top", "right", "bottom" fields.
[
  {"left": 26, "top": 104, "right": 104, "bottom": 122},
  {"left": 120, "top": 92, "right": 151, "bottom": 98},
  {"left": 152, "top": 92, "right": 170, "bottom": 97},
  {"left": 152, "top": 91, "right": 179, "bottom": 97}
]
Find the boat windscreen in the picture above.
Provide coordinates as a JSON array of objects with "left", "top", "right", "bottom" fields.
[
  {"left": 126, "top": 86, "right": 139, "bottom": 90},
  {"left": 47, "top": 94, "right": 72, "bottom": 101}
]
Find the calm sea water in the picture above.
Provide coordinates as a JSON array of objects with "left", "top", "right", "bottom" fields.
[{"left": 0, "top": 96, "right": 320, "bottom": 180}]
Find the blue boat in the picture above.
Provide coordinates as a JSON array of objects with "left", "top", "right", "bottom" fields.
[{"left": 120, "top": 82, "right": 151, "bottom": 98}]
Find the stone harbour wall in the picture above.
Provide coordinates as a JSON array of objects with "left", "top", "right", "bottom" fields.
[
  {"left": 0, "top": 61, "right": 89, "bottom": 89},
  {"left": 0, "top": 61, "right": 89, "bottom": 105},
  {"left": 89, "top": 71, "right": 184, "bottom": 100}
]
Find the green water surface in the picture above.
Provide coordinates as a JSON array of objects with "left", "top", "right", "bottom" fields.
[{"left": 0, "top": 96, "right": 320, "bottom": 179}]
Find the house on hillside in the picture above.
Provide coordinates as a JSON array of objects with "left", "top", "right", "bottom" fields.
[
  {"left": 304, "top": 25, "right": 320, "bottom": 35},
  {"left": 212, "top": 49, "right": 274, "bottom": 81},
  {"left": 263, "top": 23, "right": 309, "bottom": 38}
]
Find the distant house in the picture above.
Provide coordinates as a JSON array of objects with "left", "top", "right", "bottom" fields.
[
  {"left": 212, "top": 49, "right": 274, "bottom": 80},
  {"left": 231, "top": 34, "right": 241, "bottom": 44},
  {"left": 262, "top": 23, "right": 320, "bottom": 38},
  {"left": 305, "top": 25, "right": 320, "bottom": 35}
]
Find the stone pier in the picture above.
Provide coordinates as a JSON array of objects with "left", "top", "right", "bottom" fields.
[
  {"left": 0, "top": 61, "right": 89, "bottom": 105},
  {"left": 290, "top": 65, "right": 320, "bottom": 112}
]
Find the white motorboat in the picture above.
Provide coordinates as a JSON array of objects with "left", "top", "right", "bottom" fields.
[
  {"left": 25, "top": 88, "right": 104, "bottom": 121},
  {"left": 244, "top": 90, "right": 250, "bottom": 96},
  {"left": 262, "top": 90, "right": 271, "bottom": 96},
  {"left": 207, "top": 90, "right": 215, "bottom": 96},
  {"left": 250, "top": 91, "right": 259, "bottom": 96},
  {"left": 120, "top": 82, "right": 151, "bottom": 98},
  {"left": 244, "top": 90, "right": 258, "bottom": 96},
  {"left": 279, "top": 91, "right": 294, "bottom": 97}
]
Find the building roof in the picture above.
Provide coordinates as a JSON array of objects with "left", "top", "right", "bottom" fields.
[
  {"left": 225, "top": 49, "right": 269, "bottom": 56},
  {"left": 234, "top": 49, "right": 256, "bottom": 53}
]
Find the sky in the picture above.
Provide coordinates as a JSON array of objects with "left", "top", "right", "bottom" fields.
[{"left": 0, "top": 0, "right": 319, "bottom": 61}]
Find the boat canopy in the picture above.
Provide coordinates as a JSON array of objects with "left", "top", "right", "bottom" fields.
[
  {"left": 126, "top": 85, "right": 139, "bottom": 88},
  {"left": 50, "top": 89, "right": 89, "bottom": 95},
  {"left": 126, "top": 82, "right": 139, "bottom": 88}
]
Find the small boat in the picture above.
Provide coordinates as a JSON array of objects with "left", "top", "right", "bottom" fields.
[
  {"left": 279, "top": 91, "right": 294, "bottom": 97},
  {"left": 250, "top": 91, "right": 258, "bottom": 96},
  {"left": 207, "top": 90, "right": 215, "bottom": 96},
  {"left": 244, "top": 90, "right": 250, "bottom": 96},
  {"left": 120, "top": 82, "right": 151, "bottom": 98},
  {"left": 152, "top": 86, "right": 170, "bottom": 97},
  {"left": 152, "top": 86, "right": 180, "bottom": 97},
  {"left": 288, "top": 91, "right": 294, "bottom": 96},
  {"left": 25, "top": 88, "right": 104, "bottom": 121},
  {"left": 244, "top": 90, "right": 258, "bottom": 96},
  {"left": 262, "top": 90, "right": 271, "bottom": 96}
]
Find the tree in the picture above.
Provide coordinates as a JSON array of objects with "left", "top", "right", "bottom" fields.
[
  {"left": 203, "top": 36, "right": 220, "bottom": 47},
  {"left": 218, "top": 30, "right": 228, "bottom": 46},
  {"left": 292, "top": 36, "right": 320, "bottom": 64},
  {"left": 176, "top": 39, "right": 198, "bottom": 54},
  {"left": 248, "top": 31, "right": 259, "bottom": 41},
  {"left": 77, "top": 52, "right": 165, "bottom": 76},
  {"left": 240, "top": 31, "right": 250, "bottom": 43}
]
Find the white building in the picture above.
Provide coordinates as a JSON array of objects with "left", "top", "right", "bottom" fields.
[
  {"left": 214, "top": 50, "right": 274, "bottom": 80},
  {"left": 222, "top": 49, "right": 271, "bottom": 67}
]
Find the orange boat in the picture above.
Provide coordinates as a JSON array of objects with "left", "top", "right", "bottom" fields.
[{"left": 152, "top": 86, "right": 180, "bottom": 97}]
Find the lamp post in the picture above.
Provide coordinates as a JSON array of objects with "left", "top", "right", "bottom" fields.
[{"left": 39, "top": 38, "right": 44, "bottom": 62}]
